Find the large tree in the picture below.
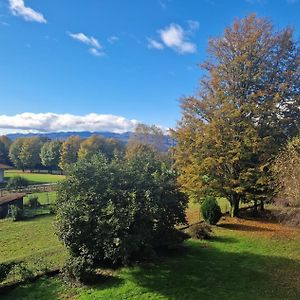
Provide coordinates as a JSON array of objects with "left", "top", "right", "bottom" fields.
[
  {"left": 19, "top": 137, "right": 45, "bottom": 171},
  {"left": 59, "top": 136, "right": 81, "bottom": 171},
  {"left": 40, "top": 140, "right": 62, "bottom": 172},
  {"left": 174, "top": 14, "right": 300, "bottom": 216}
]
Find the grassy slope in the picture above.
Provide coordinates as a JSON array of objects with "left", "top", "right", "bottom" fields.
[
  {"left": 0, "top": 215, "right": 67, "bottom": 283},
  {"left": 4, "top": 170, "right": 65, "bottom": 185},
  {"left": 24, "top": 191, "right": 57, "bottom": 205},
  {"left": 2, "top": 218, "right": 300, "bottom": 300}
]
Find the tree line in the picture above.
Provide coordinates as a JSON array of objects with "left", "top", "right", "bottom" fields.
[{"left": 0, "top": 134, "right": 125, "bottom": 172}]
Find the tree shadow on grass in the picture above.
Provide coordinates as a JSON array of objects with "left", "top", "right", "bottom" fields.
[
  {"left": 218, "top": 223, "right": 274, "bottom": 232},
  {"left": 128, "top": 241, "right": 300, "bottom": 300}
]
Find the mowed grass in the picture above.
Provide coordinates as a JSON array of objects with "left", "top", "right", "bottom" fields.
[
  {"left": 4, "top": 170, "right": 65, "bottom": 185},
  {"left": 2, "top": 217, "right": 300, "bottom": 300},
  {"left": 0, "top": 215, "right": 67, "bottom": 285},
  {"left": 24, "top": 191, "right": 57, "bottom": 205}
]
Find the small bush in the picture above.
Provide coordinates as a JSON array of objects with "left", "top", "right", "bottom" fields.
[
  {"left": 7, "top": 176, "right": 29, "bottom": 190},
  {"left": 201, "top": 196, "right": 222, "bottom": 225},
  {"left": 0, "top": 262, "right": 17, "bottom": 282},
  {"left": 27, "top": 195, "right": 40, "bottom": 209},
  {"left": 10, "top": 205, "right": 24, "bottom": 221},
  {"left": 187, "top": 222, "right": 213, "bottom": 240},
  {"left": 11, "top": 263, "right": 34, "bottom": 282},
  {"left": 63, "top": 256, "right": 96, "bottom": 285}
]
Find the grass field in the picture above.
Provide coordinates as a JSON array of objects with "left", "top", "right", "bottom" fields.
[
  {"left": 4, "top": 170, "right": 65, "bottom": 185},
  {"left": 2, "top": 215, "right": 300, "bottom": 299},
  {"left": 0, "top": 215, "right": 67, "bottom": 286},
  {"left": 24, "top": 191, "right": 57, "bottom": 205}
]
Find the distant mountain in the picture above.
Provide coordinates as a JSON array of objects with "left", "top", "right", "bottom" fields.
[{"left": 6, "top": 131, "right": 175, "bottom": 149}]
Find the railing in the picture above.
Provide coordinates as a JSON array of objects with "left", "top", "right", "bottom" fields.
[{"left": 0, "top": 183, "right": 58, "bottom": 197}]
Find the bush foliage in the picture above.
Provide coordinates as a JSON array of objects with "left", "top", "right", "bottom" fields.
[
  {"left": 56, "top": 150, "right": 188, "bottom": 270},
  {"left": 201, "top": 196, "right": 222, "bottom": 225},
  {"left": 187, "top": 222, "right": 213, "bottom": 240},
  {"left": 7, "top": 176, "right": 29, "bottom": 190}
]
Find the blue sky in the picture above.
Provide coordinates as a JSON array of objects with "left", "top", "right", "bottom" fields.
[{"left": 0, "top": 0, "right": 299, "bottom": 133}]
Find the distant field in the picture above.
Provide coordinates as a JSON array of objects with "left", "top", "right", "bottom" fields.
[
  {"left": 4, "top": 170, "right": 65, "bottom": 185},
  {"left": 0, "top": 215, "right": 67, "bottom": 285}
]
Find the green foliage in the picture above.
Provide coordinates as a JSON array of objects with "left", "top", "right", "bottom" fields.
[
  {"left": 201, "top": 196, "right": 222, "bottom": 225},
  {"left": 62, "top": 255, "right": 96, "bottom": 285},
  {"left": 7, "top": 176, "right": 29, "bottom": 189},
  {"left": 56, "top": 152, "right": 187, "bottom": 269},
  {"left": 27, "top": 195, "right": 41, "bottom": 209},
  {"left": 0, "top": 262, "right": 17, "bottom": 282},
  {"left": 0, "top": 136, "right": 12, "bottom": 164},
  {"left": 40, "top": 140, "right": 62, "bottom": 171},
  {"left": 187, "top": 222, "right": 213, "bottom": 240},
  {"left": 10, "top": 205, "right": 24, "bottom": 222},
  {"left": 59, "top": 136, "right": 81, "bottom": 171},
  {"left": 9, "top": 137, "right": 45, "bottom": 170},
  {"left": 9, "top": 138, "right": 26, "bottom": 169},
  {"left": 174, "top": 15, "right": 300, "bottom": 216}
]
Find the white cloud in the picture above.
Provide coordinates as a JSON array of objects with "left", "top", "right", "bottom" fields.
[
  {"left": 68, "top": 32, "right": 101, "bottom": 49},
  {"left": 9, "top": 0, "right": 47, "bottom": 23},
  {"left": 108, "top": 36, "right": 119, "bottom": 44},
  {"left": 147, "top": 38, "right": 164, "bottom": 50},
  {"left": 0, "top": 113, "right": 140, "bottom": 134},
  {"left": 89, "top": 48, "right": 105, "bottom": 57},
  {"left": 159, "top": 23, "right": 197, "bottom": 54},
  {"left": 148, "top": 22, "right": 198, "bottom": 54}
]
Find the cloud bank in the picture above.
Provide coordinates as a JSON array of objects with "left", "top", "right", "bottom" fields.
[
  {"left": 0, "top": 113, "right": 140, "bottom": 134},
  {"left": 148, "top": 21, "right": 199, "bottom": 54},
  {"left": 9, "top": 0, "right": 47, "bottom": 23}
]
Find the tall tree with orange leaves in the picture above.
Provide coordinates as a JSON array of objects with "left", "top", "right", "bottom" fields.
[{"left": 174, "top": 14, "right": 300, "bottom": 216}]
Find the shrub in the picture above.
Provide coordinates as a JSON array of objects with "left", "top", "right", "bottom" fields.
[
  {"left": 62, "top": 255, "right": 96, "bottom": 285},
  {"left": 187, "top": 222, "right": 213, "bottom": 240},
  {"left": 7, "top": 176, "right": 29, "bottom": 190},
  {"left": 0, "top": 262, "right": 17, "bottom": 282},
  {"left": 201, "top": 196, "right": 222, "bottom": 225},
  {"left": 56, "top": 153, "right": 188, "bottom": 272},
  {"left": 27, "top": 195, "right": 40, "bottom": 209},
  {"left": 10, "top": 205, "right": 24, "bottom": 221}
]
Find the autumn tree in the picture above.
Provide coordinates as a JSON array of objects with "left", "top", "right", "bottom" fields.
[
  {"left": 59, "top": 136, "right": 81, "bottom": 171},
  {"left": 40, "top": 140, "right": 62, "bottom": 172},
  {"left": 19, "top": 137, "right": 45, "bottom": 171},
  {"left": 174, "top": 14, "right": 300, "bottom": 217},
  {"left": 272, "top": 136, "right": 300, "bottom": 207},
  {"left": 128, "top": 124, "right": 166, "bottom": 152}
]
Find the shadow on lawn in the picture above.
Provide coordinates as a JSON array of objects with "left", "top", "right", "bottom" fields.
[
  {"left": 218, "top": 223, "right": 274, "bottom": 232},
  {"left": 127, "top": 241, "right": 300, "bottom": 300}
]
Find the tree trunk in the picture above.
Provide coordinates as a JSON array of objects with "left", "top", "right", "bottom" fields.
[
  {"left": 260, "top": 200, "right": 264, "bottom": 211},
  {"left": 230, "top": 195, "right": 240, "bottom": 217},
  {"left": 253, "top": 200, "right": 258, "bottom": 216}
]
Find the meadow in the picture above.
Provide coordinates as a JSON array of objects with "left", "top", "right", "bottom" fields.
[
  {"left": 1, "top": 211, "right": 300, "bottom": 299},
  {"left": 4, "top": 170, "right": 65, "bottom": 185}
]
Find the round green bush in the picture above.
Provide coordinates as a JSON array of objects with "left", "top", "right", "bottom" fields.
[{"left": 201, "top": 196, "right": 222, "bottom": 225}]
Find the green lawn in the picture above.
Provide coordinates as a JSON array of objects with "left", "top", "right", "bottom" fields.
[
  {"left": 2, "top": 216, "right": 300, "bottom": 299},
  {"left": 0, "top": 215, "right": 67, "bottom": 285},
  {"left": 4, "top": 170, "right": 65, "bottom": 185},
  {"left": 24, "top": 191, "right": 57, "bottom": 205}
]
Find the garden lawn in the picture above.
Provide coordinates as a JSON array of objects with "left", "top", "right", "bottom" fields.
[
  {"left": 0, "top": 215, "right": 67, "bottom": 285},
  {"left": 2, "top": 217, "right": 300, "bottom": 300},
  {"left": 4, "top": 170, "right": 65, "bottom": 185}
]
